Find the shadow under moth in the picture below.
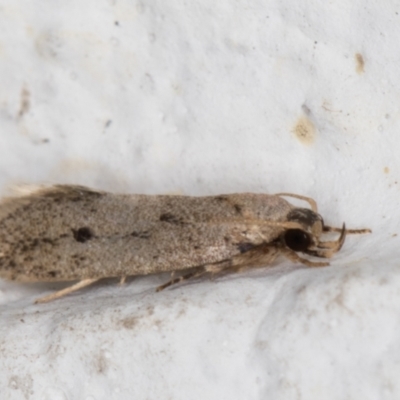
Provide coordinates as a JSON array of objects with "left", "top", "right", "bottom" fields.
[{"left": 0, "top": 185, "right": 370, "bottom": 303}]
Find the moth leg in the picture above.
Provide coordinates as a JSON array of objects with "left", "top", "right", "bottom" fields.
[
  {"left": 281, "top": 248, "right": 329, "bottom": 267},
  {"left": 156, "top": 268, "right": 211, "bottom": 292},
  {"left": 206, "top": 243, "right": 328, "bottom": 280},
  {"left": 205, "top": 260, "right": 236, "bottom": 280},
  {"left": 156, "top": 253, "right": 269, "bottom": 292},
  {"left": 119, "top": 276, "right": 127, "bottom": 285},
  {"left": 316, "top": 240, "right": 342, "bottom": 249},
  {"left": 35, "top": 278, "right": 99, "bottom": 304},
  {"left": 155, "top": 270, "right": 179, "bottom": 290},
  {"left": 305, "top": 249, "right": 336, "bottom": 259},
  {"left": 206, "top": 244, "right": 280, "bottom": 279},
  {"left": 311, "top": 224, "right": 346, "bottom": 255},
  {"left": 156, "top": 240, "right": 331, "bottom": 293},
  {"left": 156, "top": 257, "right": 239, "bottom": 291}
]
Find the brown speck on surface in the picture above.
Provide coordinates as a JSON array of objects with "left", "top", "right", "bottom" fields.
[
  {"left": 392, "top": 233, "right": 397, "bottom": 237},
  {"left": 18, "top": 87, "right": 30, "bottom": 118},
  {"left": 146, "top": 305, "right": 154, "bottom": 316},
  {"left": 95, "top": 351, "right": 109, "bottom": 374},
  {"left": 355, "top": 53, "right": 365, "bottom": 74},
  {"left": 120, "top": 316, "right": 138, "bottom": 329},
  {"left": 292, "top": 116, "right": 316, "bottom": 145},
  {"left": 301, "top": 104, "right": 311, "bottom": 116},
  {"left": 384, "top": 167, "right": 390, "bottom": 174}
]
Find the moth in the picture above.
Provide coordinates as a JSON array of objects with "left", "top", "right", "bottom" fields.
[{"left": 0, "top": 185, "right": 370, "bottom": 303}]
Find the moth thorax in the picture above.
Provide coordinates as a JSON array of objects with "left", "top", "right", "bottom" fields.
[{"left": 286, "top": 208, "right": 324, "bottom": 237}]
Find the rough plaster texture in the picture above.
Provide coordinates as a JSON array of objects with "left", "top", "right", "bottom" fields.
[{"left": 0, "top": 0, "right": 399, "bottom": 399}]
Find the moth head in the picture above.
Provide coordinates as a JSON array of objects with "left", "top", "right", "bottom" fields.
[{"left": 281, "top": 208, "right": 345, "bottom": 259}]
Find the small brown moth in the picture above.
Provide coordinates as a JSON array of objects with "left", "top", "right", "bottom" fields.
[{"left": 0, "top": 185, "right": 370, "bottom": 303}]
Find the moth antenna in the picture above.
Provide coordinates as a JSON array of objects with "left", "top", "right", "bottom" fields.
[
  {"left": 276, "top": 193, "right": 318, "bottom": 212},
  {"left": 324, "top": 226, "right": 371, "bottom": 234}
]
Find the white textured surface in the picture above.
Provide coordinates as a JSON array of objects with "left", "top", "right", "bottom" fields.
[{"left": 0, "top": 0, "right": 399, "bottom": 399}]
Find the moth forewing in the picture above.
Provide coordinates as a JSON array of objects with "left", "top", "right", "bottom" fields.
[{"left": 0, "top": 186, "right": 370, "bottom": 303}]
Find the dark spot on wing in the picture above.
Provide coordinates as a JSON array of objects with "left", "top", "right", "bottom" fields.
[
  {"left": 236, "top": 242, "right": 256, "bottom": 253},
  {"left": 72, "top": 227, "right": 93, "bottom": 243},
  {"left": 131, "top": 230, "right": 151, "bottom": 239},
  {"left": 159, "top": 213, "right": 185, "bottom": 225},
  {"left": 41, "top": 186, "right": 104, "bottom": 203},
  {"left": 19, "top": 238, "right": 40, "bottom": 252},
  {"left": 41, "top": 237, "right": 55, "bottom": 245},
  {"left": 47, "top": 270, "right": 57, "bottom": 277},
  {"left": 233, "top": 204, "right": 242, "bottom": 214},
  {"left": 215, "top": 195, "right": 229, "bottom": 202}
]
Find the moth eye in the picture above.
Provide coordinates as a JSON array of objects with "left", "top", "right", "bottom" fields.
[{"left": 284, "top": 229, "right": 311, "bottom": 252}]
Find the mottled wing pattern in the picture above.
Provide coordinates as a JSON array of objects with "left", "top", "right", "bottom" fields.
[{"left": 0, "top": 186, "right": 292, "bottom": 282}]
